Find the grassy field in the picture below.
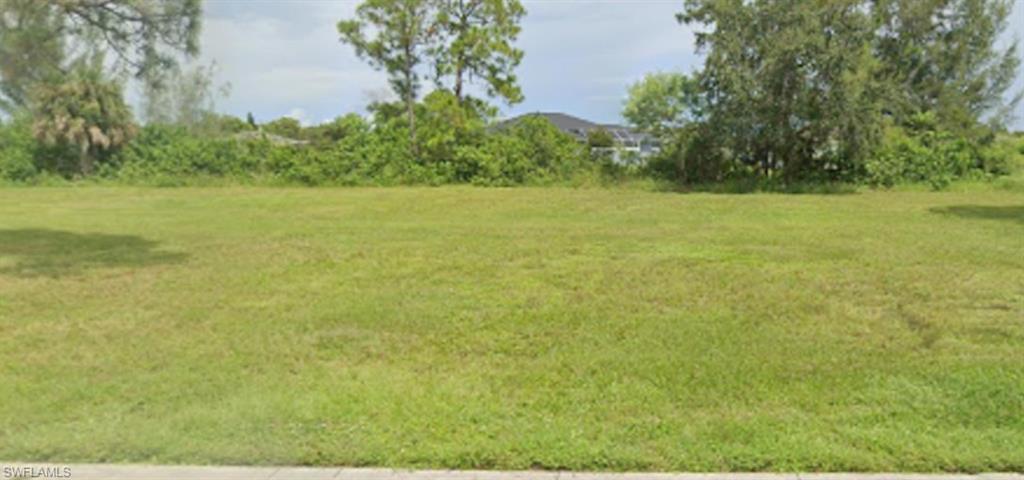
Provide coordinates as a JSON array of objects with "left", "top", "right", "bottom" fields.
[{"left": 0, "top": 186, "right": 1022, "bottom": 472}]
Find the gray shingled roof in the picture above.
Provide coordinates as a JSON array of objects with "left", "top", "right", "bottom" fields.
[{"left": 499, "top": 112, "right": 654, "bottom": 148}]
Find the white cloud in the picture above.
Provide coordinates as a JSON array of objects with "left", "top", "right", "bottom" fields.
[{"left": 284, "top": 107, "right": 312, "bottom": 126}]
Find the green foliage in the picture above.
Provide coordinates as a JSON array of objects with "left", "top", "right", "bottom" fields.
[
  {"left": 0, "top": 0, "right": 64, "bottom": 111},
  {"left": 0, "top": 114, "right": 37, "bottom": 181},
  {"left": 586, "top": 128, "right": 614, "bottom": 149},
  {"left": 30, "top": 60, "right": 137, "bottom": 176},
  {"left": 680, "top": 0, "right": 884, "bottom": 181},
  {"left": 89, "top": 98, "right": 588, "bottom": 187},
  {"left": 339, "top": 0, "right": 528, "bottom": 158},
  {"left": 0, "top": 0, "right": 202, "bottom": 113},
  {"left": 873, "top": 0, "right": 1021, "bottom": 132},
  {"left": 302, "top": 114, "right": 368, "bottom": 145},
  {"left": 488, "top": 115, "right": 588, "bottom": 184},
  {"left": 623, "top": 72, "right": 702, "bottom": 140},
  {"left": 195, "top": 113, "right": 254, "bottom": 137},
  {"left": 111, "top": 125, "right": 262, "bottom": 182},
  {"left": 262, "top": 117, "right": 303, "bottom": 139},
  {"left": 433, "top": 0, "right": 526, "bottom": 105},
  {"left": 339, "top": 0, "right": 436, "bottom": 154},
  {"left": 977, "top": 134, "right": 1024, "bottom": 176},
  {"left": 865, "top": 116, "right": 976, "bottom": 190},
  {"left": 668, "top": 0, "right": 1021, "bottom": 185},
  {"left": 413, "top": 90, "right": 487, "bottom": 181}
]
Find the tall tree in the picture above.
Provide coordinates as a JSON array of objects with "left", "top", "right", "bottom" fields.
[
  {"left": 0, "top": 0, "right": 202, "bottom": 112},
  {"left": 679, "top": 0, "right": 884, "bottom": 179},
  {"left": 0, "top": 0, "right": 65, "bottom": 111},
  {"left": 339, "top": 0, "right": 437, "bottom": 158},
  {"left": 433, "top": 0, "right": 525, "bottom": 105},
  {"left": 872, "top": 0, "right": 1021, "bottom": 131},
  {"left": 55, "top": 0, "right": 202, "bottom": 82}
]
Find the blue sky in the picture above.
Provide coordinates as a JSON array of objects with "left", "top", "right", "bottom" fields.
[{"left": 185, "top": 0, "right": 1024, "bottom": 128}]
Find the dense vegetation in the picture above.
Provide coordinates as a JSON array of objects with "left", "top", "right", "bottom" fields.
[{"left": 0, "top": 0, "right": 1022, "bottom": 188}]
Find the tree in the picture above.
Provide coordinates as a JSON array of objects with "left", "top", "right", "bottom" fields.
[
  {"left": 56, "top": 0, "right": 202, "bottom": 83},
  {"left": 433, "top": 0, "right": 525, "bottom": 105},
  {"left": 0, "top": 0, "right": 202, "bottom": 113},
  {"left": 339, "top": 0, "right": 438, "bottom": 158},
  {"left": 0, "top": 0, "right": 65, "bottom": 111},
  {"left": 871, "top": 0, "right": 1021, "bottom": 132},
  {"left": 30, "top": 58, "right": 137, "bottom": 176},
  {"left": 679, "top": 0, "right": 884, "bottom": 179},
  {"left": 622, "top": 72, "right": 703, "bottom": 140}
]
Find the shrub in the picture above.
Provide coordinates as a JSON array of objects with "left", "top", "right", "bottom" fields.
[
  {"left": 0, "top": 115, "right": 39, "bottom": 182},
  {"left": 648, "top": 125, "right": 733, "bottom": 183},
  {"left": 111, "top": 124, "right": 264, "bottom": 181},
  {"left": 865, "top": 117, "right": 976, "bottom": 190},
  {"left": 415, "top": 91, "right": 488, "bottom": 183},
  {"left": 303, "top": 114, "right": 367, "bottom": 146},
  {"left": 501, "top": 115, "right": 587, "bottom": 181},
  {"left": 262, "top": 117, "right": 303, "bottom": 139},
  {"left": 977, "top": 135, "right": 1024, "bottom": 176}
]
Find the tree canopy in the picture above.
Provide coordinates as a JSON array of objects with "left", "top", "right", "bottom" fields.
[
  {"left": 433, "top": 0, "right": 526, "bottom": 105},
  {"left": 671, "top": 0, "right": 1021, "bottom": 181},
  {"left": 0, "top": 0, "right": 202, "bottom": 112},
  {"left": 623, "top": 72, "right": 703, "bottom": 140},
  {"left": 339, "top": 0, "right": 438, "bottom": 157}
]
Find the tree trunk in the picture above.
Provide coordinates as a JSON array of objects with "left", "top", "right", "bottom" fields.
[
  {"left": 407, "top": 89, "right": 417, "bottom": 159},
  {"left": 404, "top": 52, "right": 418, "bottom": 160},
  {"left": 454, "top": 60, "right": 464, "bottom": 102},
  {"left": 79, "top": 142, "right": 93, "bottom": 177}
]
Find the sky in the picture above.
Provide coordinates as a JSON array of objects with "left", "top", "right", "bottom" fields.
[{"left": 180, "top": 0, "right": 1024, "bottom": 129}]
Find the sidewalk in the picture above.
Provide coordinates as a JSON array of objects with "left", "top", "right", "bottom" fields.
[{"left": 3, "top": 464, "right": 1022, "bottom": 480}]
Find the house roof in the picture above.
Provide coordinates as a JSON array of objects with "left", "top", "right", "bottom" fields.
[
  {"left": 529, "top": 113, "right": 601, "bottom": 133},
  {"left": 499, "top": 112, "right": 654, "bottom": 147}
]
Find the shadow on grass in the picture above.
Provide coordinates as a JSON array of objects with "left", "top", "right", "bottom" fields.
[
  {"left": 930, "top": 205, "right": 1024, "bottom": 225},
  {"left": 0, "top": 229, "right": 188, "bottom": 278}
]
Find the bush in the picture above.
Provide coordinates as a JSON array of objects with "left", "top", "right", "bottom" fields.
[
  {"left": 865, "top": 117, "right": 976, "bottom": 190},
  {"left": 262, "top": 117, "right": 302, "bottom": 139},
  {"left": 111, "top": 124, "right": 266, "bottom": 182},
  {"left": 5, "top": 95, "right": 627, "bottom": 187},
  {"left": 646, "top": 125, "right": 733, "bottom": 183},
  {"left": 370, "top": 96, "right": 589, "bottom": 186},
  {"left": 977, "top": 134, "right": 1024, "bottom": 176},
  {"left": 499, "top": 115, "right": 588, "bottom": 182},
  {"left": 0, "top": 115, "right": 39, "bottom": 182}
]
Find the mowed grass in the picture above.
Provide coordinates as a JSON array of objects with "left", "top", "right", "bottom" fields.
[{"left": 0, "top": 186, "right": 1022, "bottom": 472}]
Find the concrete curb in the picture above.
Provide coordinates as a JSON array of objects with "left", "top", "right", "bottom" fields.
[{"left": 2, "top": 464, "right": 1022, "bottom": 480}]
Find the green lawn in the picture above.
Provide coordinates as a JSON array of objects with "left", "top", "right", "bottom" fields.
[{"left": 0, "top": 186, "right": 1022, "bottom": 472}]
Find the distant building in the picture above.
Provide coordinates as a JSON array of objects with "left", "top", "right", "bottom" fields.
[{"left": 499, "top": 112, "right": 659, "bottom": 164}]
